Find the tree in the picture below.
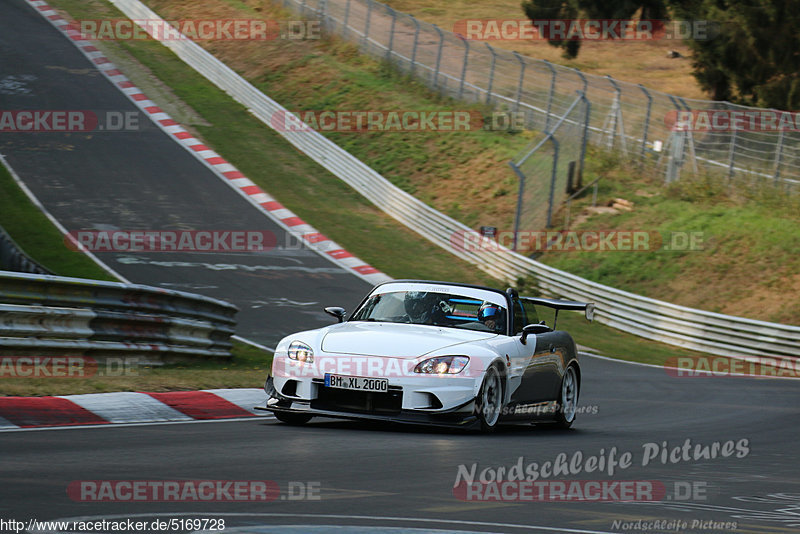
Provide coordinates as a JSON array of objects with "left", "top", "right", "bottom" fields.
[
  {"left": 670, "top": 0, "right": 800, "bottom": 109},
  {"left": 521, "top": 0, "right": 669, "bottom": 59},
  {"left": 523, "top": 0, "right": 800, "bottom": 109}
]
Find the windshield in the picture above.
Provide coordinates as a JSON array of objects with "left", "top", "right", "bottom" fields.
[{"left": 350, "top": 290, "right": 507, "bottom": 334}]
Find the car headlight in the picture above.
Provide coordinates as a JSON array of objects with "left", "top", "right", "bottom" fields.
[
  {"left": 287, "top": 340, "right": 314, "bottom": 363},
  {"left": 414, "top": 356, "right": 469, "bottom": 374}
]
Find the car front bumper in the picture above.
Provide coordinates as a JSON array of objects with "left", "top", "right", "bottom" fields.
[{"left": 259, "top": 375, "right": 481, "bottom": 428}]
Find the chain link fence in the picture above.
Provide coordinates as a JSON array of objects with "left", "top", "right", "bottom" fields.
[
  {"left": 509, "top": 93, "right": 590, "bottom": 240},
  {"left": 282, "top": 0, "right": 800, "bottom": 205}
]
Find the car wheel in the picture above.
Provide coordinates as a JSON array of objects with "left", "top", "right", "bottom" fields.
[
  {"left": 553, "top": 365, "right": 579, "bottom": 429},
  {"left": 274, "top": 412, "right": 313, "bottom": 425},
  {"left": 475, "top": 364, "right": 504, "bottom": 432}
]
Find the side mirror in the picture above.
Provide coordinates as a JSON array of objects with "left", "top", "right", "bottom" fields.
[
  {"left": 585, "top": 303, "right": 595, "bottom": 322},
  {"left": 520, "top": 323, "right": 552, "bottom": 345},
  {"left": 324, "top": 307, "right": 346, "bottom": 323}
]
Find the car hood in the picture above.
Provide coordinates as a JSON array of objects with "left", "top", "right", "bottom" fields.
[{"left": 320, "top": 322, "right": 496, "bottom": 357}]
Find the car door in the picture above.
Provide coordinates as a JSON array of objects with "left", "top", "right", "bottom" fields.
[{"left": 508, "top": 297, "right": 563, "bottom": 405}]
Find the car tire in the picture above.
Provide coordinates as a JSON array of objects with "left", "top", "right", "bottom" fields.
[
  {"left": 552, "top": 365, "right": 579, "bottom": 429},
  {"left": 475, "top": 364, "right": 504, "bottom": 432},
  {"left": 274, "top": 412, "right": 313, "bottom": 425}
]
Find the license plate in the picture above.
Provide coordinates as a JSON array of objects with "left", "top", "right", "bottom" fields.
[{"left": 324, "top": 374, "right": 389, "bottom": 393}]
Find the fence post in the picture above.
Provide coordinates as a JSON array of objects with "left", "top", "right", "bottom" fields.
[
  {"left": 663, "top": 95, "right": 686, "bottom": 183},
  {"left": 678, "top": 97, "right": 699, "bottom": 173},
  {"left": 603, "top": 76, "right": 628, "bottom": 155},
  {"left": 638, "top": 84, "right": 652, "bottom": 164},
  {"left": 546, "top": 137, "right": 560, "bottom": 228},
  {"left": 433, "top": 24, "right": 445, "bottom": 89},
  {"left": 410, "top": 16, "right": 420, "bottom": 76},
  {"left": 665, "top": 131, "right": 684, "bottom": 183},
  {"left": 574, "top": 68, "right": 587, "bottom": 98},
  {"left": 300, "top": 0, "right": 307, "bottom": 16},
  {"left": 578, "top": 92, "right": 591, "bottom": 185},
  {"left": 575, "top": 68, "right": 588, "bottom": 140},
  {"left": 543, "top": 60, "right": 556, "bottom": 132},
  {"left": 385, "top": 6, "right": 397, "bottom": 62},
  {"left": 513, "top": 51, "right": 526, "bottom": 113},
  {"left": 362, "top": 0, "right": 372, "bottom": 50},
  {"left": 458, "top": 35, "right": 470, "bottom": 100},
  {"left": 485, "top": 43, "right": 498, "bottom": 105},
  {"left": 773, "top": 128, "right": 784, "bottom": 184},
  {"left": 509, "top": 161, "right": 527, "bottom": 251},
  {"left": 727, "top": 128, "right": 737, "bottom": 181},
  {"left": 342, "top": 0, "right": 351, "bottom": 38}
]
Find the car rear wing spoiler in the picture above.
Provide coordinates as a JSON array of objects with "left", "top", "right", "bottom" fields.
[{"left": 520, "top": 297, "right": 595, "bottom": 330}]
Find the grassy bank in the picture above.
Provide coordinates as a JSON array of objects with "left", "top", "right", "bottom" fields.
[
  {"left": 0, "top": 162, "right": 114, "bottom": 281},
  {"left": 542, "top": 153, "right": 800, "bottom": 324},
  {"left": 0, "top": 340, "right": 270, "bottom": 396}
]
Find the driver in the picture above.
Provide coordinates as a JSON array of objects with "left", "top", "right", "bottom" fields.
[
  {"left": 404, "top": 291, "right": 441, "bottom": 324},
  {"left": 477, "top": 303, "right": 504, "bottom": 333}
]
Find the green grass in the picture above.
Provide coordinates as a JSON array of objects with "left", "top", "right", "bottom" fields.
[
  {"left": 0, "top": 0, "right": 755, "bottom": 396},
  {"left": 0, "top": 340, "right": 272, "bottom": 396},
  {"left": 0, "top": 162, "right": 114, "bottom": 281},
  {"left": 541, "top": 153, "right": 800, "bottom": 324}
]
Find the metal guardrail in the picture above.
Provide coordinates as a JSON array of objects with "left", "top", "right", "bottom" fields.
[
  {"left": 0, "top": 271, "right": 238, "bottom": 360},
  {"left": 103, "top": 0, "right": 800, "bottom": 362}
]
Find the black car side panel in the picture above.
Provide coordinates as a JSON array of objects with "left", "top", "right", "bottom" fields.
[{"left": 510, "top": 330, "right": 578, "bottom": 406}]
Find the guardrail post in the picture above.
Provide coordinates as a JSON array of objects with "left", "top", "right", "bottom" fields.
[
  {"left": 342, "top": 0, "right": 351, "bottom": 38},
  {"left": 409, "top": 16, "right": 420, "bottom": 75},
  {"left": 512, "top": 52, "right": 526, "bottom": 114},
  {"left": 773, "top": 128, "right": 784, "bottom": 184},
  {"left": 457, "top": 35, "right": 470, "bottom": 100},
  {"left": 485, "top": 43, "right": 498, "bottom": 105},
  {"left": 300, "top": 0, "right": 307, "bottom": 16},
  {"left": 362, "top": 0, "right": 372, "bottom": 50},
  {"left": 433, "top": 24, "right": 445, "bottom": 89},
  {"left": 638, "top": 84, "right": 653, "bottom": 164},
  {"left": 385, "top": 6, "right": 397, "bottom": 62},
  {"left": 543, "top": 60, "right": 556, "bottom": 132}
]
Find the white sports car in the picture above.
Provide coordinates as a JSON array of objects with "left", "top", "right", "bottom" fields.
[{"left": 261, "top": 280, "right": 594, "bottom": 431}]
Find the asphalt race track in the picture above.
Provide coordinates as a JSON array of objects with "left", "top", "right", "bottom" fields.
[
  {"left": 1, "top": 356, "right": 798, "bottom": 533},
  {"left": 1, "top": 1, "right": 799, "bottom": 533},
  {"left": 0, "top": 0, "right": 371, "bottom": 348}
]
